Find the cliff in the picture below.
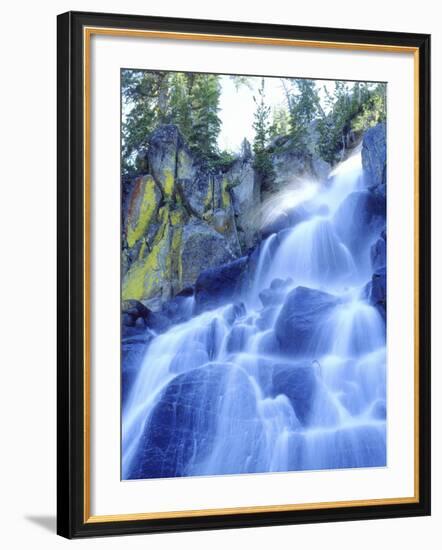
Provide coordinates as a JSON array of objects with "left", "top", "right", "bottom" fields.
[{"left": 122, "top": 124, "right": 329, "bottom": 310}]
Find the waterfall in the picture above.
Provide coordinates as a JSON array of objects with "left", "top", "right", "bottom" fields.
[{"left": 122, "top": 148, "right": 386, "bottom": 480}]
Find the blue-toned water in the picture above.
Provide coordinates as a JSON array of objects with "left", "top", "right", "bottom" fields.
[{"left": 122, "top": 149, "right": 386, "bottom": 480}]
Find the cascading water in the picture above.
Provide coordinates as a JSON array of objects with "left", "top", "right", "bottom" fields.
[{"left": 122, "top": 147, "right": 386, "bottom": 480}]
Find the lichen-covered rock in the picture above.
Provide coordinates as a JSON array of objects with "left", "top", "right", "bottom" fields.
[
  {"left": 124, "top": 175, "right": 162, "bottom": 249},
  {"left": 180, "top": 219, "right": 237, "bottom": 291},
  {"left": 122, "top": 206, "right": 173, "bottom": 302},
  {"left": 362, "top": 122, "right": 386, "bottom": 199},
  {"left": 147, "top": 124, "right": 181, "bottom": 198}
]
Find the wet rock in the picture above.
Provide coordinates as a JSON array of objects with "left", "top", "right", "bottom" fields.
[
  {"left": 362, "top": 122, "right": 386, "bottom": 199},
  {"left": 161, "top": 295, "right": 194, "bottom": 325},
  {"left": 122, "top": 332, "right": 154, "bottom": 405},
  {"left": 122, "top": 299, "right": 150, "bottom": 327},
  {"left": 371, "top": 399, "right": 387, "bottom": 420},
  {"left": 256, "top": 306, "right": 279, "bottom": 331},
  {"left": 369, "top": 266, "right": 386, "bottom": 319},
  {"left": 122, "top": 299, "right": 171, "bottom": 334},
  {"left": 261, "top": 211, "right": 291, "bottom": 238},
  {"left": 169, "top": 348, "right": 209, "bottom": 374},
  {"left": 194, "top": 257, "right": 248, "bottom": 313},
  {"left": 258, "top": 277, "right": 292, "bottom": 307},
  {"left": 226, "top": 324, "right": 255, "bottom": 353},
  {"left": 371, "top": 230, "right": 386, "bottom": 269},
  {"left": 333, "top": 190, "right": 385, "bottom": 255},
  {"left": 272, "top": 363, "right": 318, "bottom": 425},
  {"left": 129, "top": 364, "right": 260, "bottom": 479},
  {"left": 275, "top": 286, "right": 339, "bottom": 356},
  {"left": 222, "top": 302, "right": 247, "bottom": 325}
]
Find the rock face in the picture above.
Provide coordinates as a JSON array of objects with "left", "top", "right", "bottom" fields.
[
  {"left": 227, "top": 147, "right": 261, "bottom": 250},
  {"left": 194, "top": 257, "right": 248, "bottom": 313},
  {"left": 122, "top": 125, "right": 241, "bottom": 308},
  {"left": 333, "top": 190, "right": 385, "bottom": 256},
  {"left": 362, "top": 122, "right": 386, "bottom": 199},
  {"left": 361, "top": 122, "right": 387, "bottom": 319},
  {"left": 262, "top": 142, "right": 330, "bottom": 199},
  {"left": 275, "top": 286, "right": 339, "bottom": 356},
  {"left": 121, "top": 124, "right": 349, "bottom": 312}
]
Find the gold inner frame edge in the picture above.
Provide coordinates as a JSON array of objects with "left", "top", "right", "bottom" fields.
[{"left": 82, "top": 26, "right": 420, "bottom": 524}]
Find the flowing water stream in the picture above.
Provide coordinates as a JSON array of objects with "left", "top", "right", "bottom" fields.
[{"left": 122, "top": 148, "right": 386, "bottom": 480}]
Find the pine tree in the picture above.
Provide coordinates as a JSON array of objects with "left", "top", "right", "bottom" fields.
[
  {"left": 187, "top": 74, "right": 222, "bottom": 161},
  {"left": 269, "top": 105, "right": 290, "bottom": 139},
  {"left": 252, "top": 79, "right": 273, "bottom": 176},
  {"left": 285, "top": 79, "right": 320, "bottom": 148}
]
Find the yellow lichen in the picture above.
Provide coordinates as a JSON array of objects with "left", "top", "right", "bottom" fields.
[
  {"left": 122, "top": 212, "right": 171, "bottom": 301},
  {"left": 222, "top": 178, "right": 231, "bottom": 209},
  {"left": 171, "top": 225, "right": 183, "bottom": 287},
  {"left": 204, "top": 176, "right": 214, "bottom": 211},
  {"left": 163, "top": 168, "right": 175, "bottom": 198},
  {"left": 126, "top": 176, "right": 159, "bottom": 249},
  {"left": 170, "top": 207, "right": 185, "bottom": 226}
]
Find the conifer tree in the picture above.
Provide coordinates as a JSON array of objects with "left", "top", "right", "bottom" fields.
[{"left": 252, "top": 78, "right": 273, "bottom": 176}]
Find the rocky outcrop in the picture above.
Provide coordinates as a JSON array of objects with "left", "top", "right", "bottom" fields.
[
  {"left": 262, "top": 138, "right": 330, "bottom": 199},
  {"left": 361, "top": 122, "right": 387, "bottom": 319},
  {"left": 122, "top": 125, "right": 242, "bottom": 308},
  {"left": 227, "top": 142, "right": 261, "bottom": 250},
  {"left": 122, "top": 124, "right": 355, "bottom": 312},
  {"left": 362, "top": 122, "right": 386, "bottom": 199}
]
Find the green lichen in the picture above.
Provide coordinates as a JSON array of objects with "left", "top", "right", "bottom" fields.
[{"left": 126, "top": 176, "right": 159, "bottom": 249}]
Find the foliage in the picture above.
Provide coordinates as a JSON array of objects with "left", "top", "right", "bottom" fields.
[
  {"left": 122, "top": 70, "right": 222, "bottom": 174},
  {"left": 284, "top": 79, "right": 320, "bottom": 148},
  {"left": 186, "top": 74, "right": 222, "bottom": 161},
  {"left": 269, "top": 106, "right": 290, "bottom": 139},
  {"left": 316, "top": 82, "right": 386, "bottom": 164},
  {"left": 351, "top": 83, "right": 386, "bottom": 132}
]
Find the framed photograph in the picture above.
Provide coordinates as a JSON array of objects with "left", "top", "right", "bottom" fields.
[{"left": 57, "top": 11, "right": 431, "bottom": 538}]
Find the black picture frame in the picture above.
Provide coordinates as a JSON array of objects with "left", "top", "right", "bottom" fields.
[{"left": 57, "top": 10, "right": 431, "bottom": 539}]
